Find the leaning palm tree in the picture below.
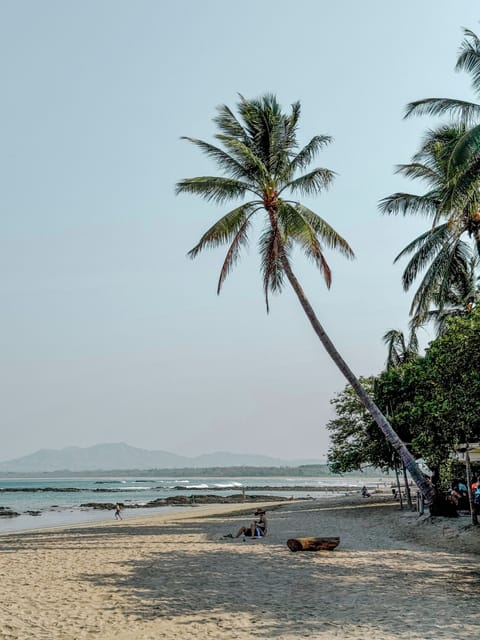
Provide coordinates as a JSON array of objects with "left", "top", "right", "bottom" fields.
[
  {"left": 380, "top": 124, "right": 480, "bottom": 325},
  {"left": 176, "top": 94, "right": 435, "bottom": 501}
]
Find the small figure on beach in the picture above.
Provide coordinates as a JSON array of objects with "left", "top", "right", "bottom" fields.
[
  {"left": 361, "top": 486, "right": 370, "bottom": 498},
  {"left": 114, "top": 503, "right": 122, "bottom": 520},
  {"left": 225, "top": 509, "right": 267, "bottom": 538}
]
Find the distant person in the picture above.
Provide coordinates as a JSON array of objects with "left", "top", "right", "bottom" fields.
[
  {"left": 114, "top": 503, "right": 122, "bottom": 520},
  {"left": 361, "top": 486, "right": 370, "bottom": 498}
]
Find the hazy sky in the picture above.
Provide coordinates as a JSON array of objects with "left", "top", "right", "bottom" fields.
[{"left": 2, "top": 1, "right": 479, "bottom": 461}]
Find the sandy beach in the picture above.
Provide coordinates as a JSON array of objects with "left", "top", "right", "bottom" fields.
[{"left": 0, "top": 495, "right": 479, "bottom": 640}]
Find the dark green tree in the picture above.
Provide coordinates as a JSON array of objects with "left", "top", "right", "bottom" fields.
[
  {"left": 177, "top": 94, "right": 435, "bottom": 501},
  {"left": 327, "top": 377, "right": 394, "bottom": 473}
]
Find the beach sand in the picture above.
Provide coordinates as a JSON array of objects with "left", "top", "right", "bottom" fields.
[{"left": 0, "top": 495, "right": 479, "bottom": 640}]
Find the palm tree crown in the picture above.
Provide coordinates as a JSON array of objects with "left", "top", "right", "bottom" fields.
[
  {"left": 380, "top": 124, "right": 478, "bottom": 325},
  {"left": 176, "top": 94, "right": 354, "bottom": 308},
  {"left": 405, "top": 28, "right": 480, "bottom": 227}
]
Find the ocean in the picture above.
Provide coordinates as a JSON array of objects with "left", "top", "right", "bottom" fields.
[{"left": 0, "top": 475, "right": 390, "bottom": 534}]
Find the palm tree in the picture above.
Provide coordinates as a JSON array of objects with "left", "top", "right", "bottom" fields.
[
  {"left": 380, "top": 124, "right": 479, "bottom": 325},
  {"left": 176, "top": 94, "right": 435, "bottom": 502},
  {"left": 405, "top": 28, "right": 480, "bottom": 241},
  {"left": 383, "top": 328, "right": 419, "bottom": 370}
]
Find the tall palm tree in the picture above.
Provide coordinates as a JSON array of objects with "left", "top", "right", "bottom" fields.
[
  {"left": 176, "top": 94, "right": 435, "bottom": 502},
  {"left": 405, "top": 28, "right": 480, "bottom": 239},
  {"left": 380, "top": 124, "right": 478, "bottom": 325}
]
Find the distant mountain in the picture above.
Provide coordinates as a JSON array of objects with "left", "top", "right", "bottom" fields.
[{"left": 0, "top": 443, "right": 325, "bottom": 473}]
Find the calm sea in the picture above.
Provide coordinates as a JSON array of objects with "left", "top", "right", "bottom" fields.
[{"left": 0, "top": 475, "right": 389, "bottom": 534}]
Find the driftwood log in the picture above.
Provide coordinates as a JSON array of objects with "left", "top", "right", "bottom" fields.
[{"left": 286, "top": 536, "right": 340, "bottom": 552}]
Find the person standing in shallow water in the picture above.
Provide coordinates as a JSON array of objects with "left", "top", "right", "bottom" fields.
[{"left": 114, "top": 503, "right": 122, "bottom": 520}]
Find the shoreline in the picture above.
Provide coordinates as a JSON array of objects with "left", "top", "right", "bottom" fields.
[{"left": 1, "top": 494, "right": 478, "bottom": 639}]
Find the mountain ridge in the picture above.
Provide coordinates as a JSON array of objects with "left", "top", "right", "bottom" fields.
[{"left": 0, "top": 442, "right": 326, "bottom": 472}]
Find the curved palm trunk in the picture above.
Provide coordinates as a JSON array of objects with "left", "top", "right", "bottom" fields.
[{"left": 279, "top": 252, "right": 436, "bottom": 503}]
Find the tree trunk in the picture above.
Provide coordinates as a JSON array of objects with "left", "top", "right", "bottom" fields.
[
  {"left": 287, "top": 537, "right": 340, "bottom": 552},
  {"left": 279, "top": 253, "right": 436, "bottom": 504}
]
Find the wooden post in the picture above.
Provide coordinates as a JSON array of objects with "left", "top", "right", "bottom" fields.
[
  {"left": 394, "top": 458, "right": 403, "bottom": 510},
  {"left": 402, "top": 460, "right": 413, "bottom": 510},
  {"left": 465, "top": 448, "right": 478, "bottom": 526}
]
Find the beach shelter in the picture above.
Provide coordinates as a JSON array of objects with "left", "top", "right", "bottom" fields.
[{"left": 455, "top": 443, "right": 480, "bottom": 463}]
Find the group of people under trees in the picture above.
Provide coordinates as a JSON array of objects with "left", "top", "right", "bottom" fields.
[{"left": 449, "top": 478, "right": 480, "bottom": 512}]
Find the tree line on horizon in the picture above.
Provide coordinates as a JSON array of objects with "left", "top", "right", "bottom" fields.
[{"left": 176, "top": 26, "right": 480, "bottom": 515}]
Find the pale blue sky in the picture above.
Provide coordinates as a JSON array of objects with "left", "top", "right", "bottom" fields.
[{"left": 1, "top": 1, "right": 479, "bottom": 461}]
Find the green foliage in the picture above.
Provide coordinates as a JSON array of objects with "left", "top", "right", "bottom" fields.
[
  {"left": 327, "top": 377, "right": 394, "bottom": 473},
  {"left": 329, "top": 308, "right": 480, "bottom": 482}
]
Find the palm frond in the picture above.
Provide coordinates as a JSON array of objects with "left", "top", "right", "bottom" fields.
[
  {"left": 289, "top": 203, "right": 354, "bottom": 259},
  {"left": 187, "top": 202, "right": 259, "bottom": 258},
  {"left": 289, "top": 135, "right": 333, "bottom": 173},
  {"left": 181, "top": 137, "right": 255, "bottom": 183},
  {"left": 404, "top": 98, "right": 480, "bottom": 124},
  {"left": 213, "top": 104, "right": 250, "bottom": 141},
  {"left": 378, "top": 192, "right": 439, "bottom": 217},
  {"left": 456, "top": 28, "right": 480, "bottom": 96},
  {"left": 443, "top": 152, "right": 480, "bottom": 213},
  {"left": 217, "top": 216, "right": 253, "bottom": 293},
  {"left": 394, "top": 162, "right": 440, "bottom": 183},
  {"left": 448, "top": 123, "right": 480, "bottom": 171},
  {"left": 394, "top": 224, "right": 453, "bottom": 287},
  {"left": 259, "top": 225, "right": 284, "bottom": 312},
  {"left": 382, "top": 329, "right": 404, "bottom": 369},
  {"left": 214, "top": 135, "right": 269, "bottom": 183},
  {"left": 408, "top": 237, "right": 471, "bottom": 320},
  {"left": 281, "top": 168, "right": 335, "bottom": 197},
  {"left": 176, "top": 176, "right": 251, "bottom": 204},
  {"left": 278, "top": 203, "right": 332, "bottom": 287}
]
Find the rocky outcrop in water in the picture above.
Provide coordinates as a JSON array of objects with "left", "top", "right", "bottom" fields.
[
  {"left": 0, "top": 487, "right": 81, "bottom": 493},
  {"left": 79, "top": 493, "right": 292, "bottom": 510},
  {"left": 0, "top": 506, "right": 20, "bottom": 517}
]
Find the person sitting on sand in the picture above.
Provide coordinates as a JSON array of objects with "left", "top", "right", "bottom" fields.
[{"left": 225, "top": 509, "right": 267, "bottom": 538}]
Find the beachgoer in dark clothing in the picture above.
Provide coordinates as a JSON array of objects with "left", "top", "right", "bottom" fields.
[{"left": 114, "top": 503, "right": 122, "bottom": 520}]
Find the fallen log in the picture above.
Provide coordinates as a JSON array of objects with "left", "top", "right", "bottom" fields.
[{"left": 286, "top": 536, "right": 340, "bottom": 552}]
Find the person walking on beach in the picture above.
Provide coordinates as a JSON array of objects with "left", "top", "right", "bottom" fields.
[{"left": 114, "top": 503, "right": 122, "bottom": 520}]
